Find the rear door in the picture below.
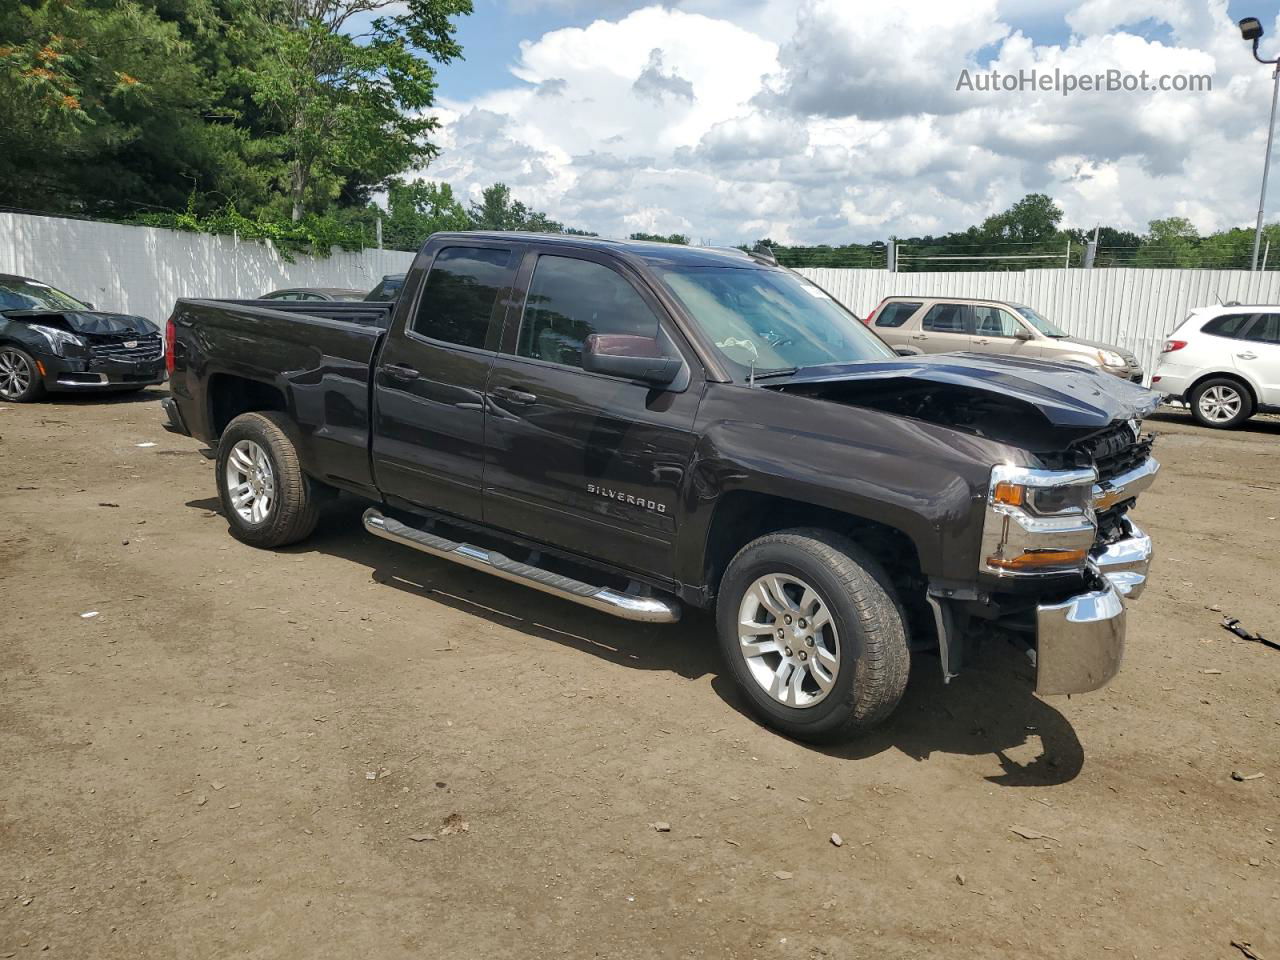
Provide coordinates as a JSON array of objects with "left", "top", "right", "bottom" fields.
[
  {"left": 970, "top": 304, "right": 1042, "bottom": 359},
  {"left": 1234, "top": 312, "right": 1280, "bottom": 404},
  {"left": 910, "top": 302, "right": 972, "bottom": 354},
  {"left": 482, "top": 249, "right": 703, "bottom": 580},
  {"left": 870, "top": 300, "right": 922, "bottom": 352},
  {"left": 372, "top": 242, "right": 521, "bottom": 521}
]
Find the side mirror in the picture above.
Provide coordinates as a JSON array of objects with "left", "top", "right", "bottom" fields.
[
  {"left": 82, "top": 301, "right": 95, "bottom": 311},
  {"left": 894, "top": 347, "right": 917, "bottom": 357},
  {"left": 582, "top": 334, "right": 682, "bottom": 386},
  {"left": 1014, "top": 328, "right": 1033, "bottom": 341}
]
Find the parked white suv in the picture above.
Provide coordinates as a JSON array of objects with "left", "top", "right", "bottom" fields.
[{"left": 1152, "top": 306, "right": 1280, "bottom": 428}]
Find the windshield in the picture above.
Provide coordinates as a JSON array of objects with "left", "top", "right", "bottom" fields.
[
  {"left": 656, "top": 266, "right": 895, "bottom": 377},
  {"left": 0, "top": 278, "right": 88, "bottom": 313},
  {"left": 1013, "top": 304, "right": 1068, "bottom": 337}
]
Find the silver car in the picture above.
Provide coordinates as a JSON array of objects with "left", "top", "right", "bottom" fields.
[{"left": 867, "top": 296, "right": 1143, "bottom": 382}]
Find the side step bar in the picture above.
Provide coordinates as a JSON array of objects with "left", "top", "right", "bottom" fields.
[{"left": 362, "top": 508, "right": 681, "bottom": 624}]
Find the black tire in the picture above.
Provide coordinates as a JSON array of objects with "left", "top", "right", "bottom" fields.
[
  {"left": 716, "top": 528, "right": 910, "bottom": 743},
  {"left": 1189, "top": 376, "right": 1253, "bottom": 429},
  {"left": 215, "top": 411, "right": 322, "bottom": 548},
  {"left": 0, "top": 345, "right": 46, "bottom": 403}
]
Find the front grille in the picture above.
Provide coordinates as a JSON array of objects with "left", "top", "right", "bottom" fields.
[
  {"left": 1073, "top": 422, "right": 1152, "bottom": 485},
  {"left": 89, "top": 333, "right": 162, "bottom": 362}
]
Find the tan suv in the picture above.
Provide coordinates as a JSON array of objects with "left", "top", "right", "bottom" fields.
[{"left": 867, "top": 296, "right": 1144, "bottom": 382}]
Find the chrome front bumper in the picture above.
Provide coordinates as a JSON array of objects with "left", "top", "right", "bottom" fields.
[{"left": 1034, "top": 518, "right": 1152, "bottom": 695}]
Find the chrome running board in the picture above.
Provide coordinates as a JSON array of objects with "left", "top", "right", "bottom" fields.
[{"left": 362, "top": 508, "right": 681, "bottom": 624}]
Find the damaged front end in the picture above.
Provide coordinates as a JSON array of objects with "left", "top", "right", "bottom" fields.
[{"left": 770, "top": 353, "right": 1161, "bottom": 696}]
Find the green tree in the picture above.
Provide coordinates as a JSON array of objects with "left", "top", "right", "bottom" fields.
[
  {"left": 1136, "top": 217, "right": 1200, "bottom": 267},
  {"left": 0, "top": 0, "right": 232, "bottom": 213},
  {"left": 629, "top": 231, "right": 689, "bottom": 244},
  {"left": 981, "top": 193, "right": 1064, "bottom": 243},
  {"left": 378, "top": 178, "right": 470, "bottom": 249},
  {"left": 247, "top": 0, "right": 471, "bottom": 221},
  {"left": 467, "top": 182, "right": 564, "bottom": 232}
]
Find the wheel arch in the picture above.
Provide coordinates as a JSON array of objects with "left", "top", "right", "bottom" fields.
[
  {"left": 1187, "top": 369, "right": 1258, "bottom": 408},
  {"left": 700, "top": 490, "right": 926, "bottom": 609},
  {"left": 206, "top": 372, "right": 289, "bottom": 439}
]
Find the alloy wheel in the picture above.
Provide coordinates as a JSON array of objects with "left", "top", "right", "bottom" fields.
[
  {"left": 0, "top": 350, "right": 32, "bottom": 399},
  {"left": 1198, "top": 384, "right": 1243, "bottom": 423},
  {"left": 225, "top": 439, "right": 276, "bottom": 524},
  {"left": 737, "top": 573, "right": 840, "bottom": 708}
]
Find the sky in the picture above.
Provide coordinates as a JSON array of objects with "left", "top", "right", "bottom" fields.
[{"left": 408, "top": 0, "right": 1280, "bottom": 245}]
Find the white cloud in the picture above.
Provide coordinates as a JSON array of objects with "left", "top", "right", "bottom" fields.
[{"left": 414, "top": 0, "right": 1280, "bottom": 244}]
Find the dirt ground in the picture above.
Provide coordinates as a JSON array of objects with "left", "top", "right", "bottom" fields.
[{"left": 1, "top": 388, "right": 1277, "bottom": 960}]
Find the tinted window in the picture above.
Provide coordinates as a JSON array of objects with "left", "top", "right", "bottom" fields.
[
  {"left": 874, "top": 301, "right": 921, "bottom": 327},
  {"left": 1202, "top": 314, "right": 1252, "bottom": 339},
  {"left": 411, "top": 249, "right": 510, "bottom": 349},
  {"left": 1243, "top": 313, "right": 1280, "bottom": 345},
  {"left": 517, "top": 256, "right": 662, "bottom": 369},
  {"left": 922, "top": 303, "right": 967, "bottom": 333},
  {"left": 973, "top": 306, "right": 1022, "bottom": 337}
]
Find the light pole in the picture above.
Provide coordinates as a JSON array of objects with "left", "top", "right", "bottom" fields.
[{"left": 1241, "top": 17, "right": 1280, "bottom": 271}]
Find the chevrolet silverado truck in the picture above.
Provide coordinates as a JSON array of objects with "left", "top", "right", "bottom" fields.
[{"left": 162, "top": 233, "right": 1160, "bottom": 742}]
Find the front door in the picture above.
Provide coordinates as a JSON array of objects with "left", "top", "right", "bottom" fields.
[
  {"left": 372, "top": 242, "right": 520, "bottom": 521},
  {"left": 970, "top": 304, "right": 1043, "bottom": 359},
  {"left": 483, "top": 250, "right": 703, "bottom": 582}
]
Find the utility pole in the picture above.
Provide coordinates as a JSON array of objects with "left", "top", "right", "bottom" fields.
[
  {"left": 1239, "top": 17, "right": 1280, "bottom": 270},
  {"left": 1083, "top": 226, "right": 1099, "bottom": 269}
]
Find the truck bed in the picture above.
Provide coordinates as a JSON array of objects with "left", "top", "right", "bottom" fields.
[{"left": 167, "top": 298, "right": 388, "bottom": 493}]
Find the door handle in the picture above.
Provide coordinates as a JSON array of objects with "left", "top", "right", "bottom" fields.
[
  {"left": 492, "top": 385, "right": 537, "bottom": 405},
  {"left": 1236, "top": 352, "right": 1258, "bottom": 360},
  {"left": 911, "top": 334, "right": 929, "bottom": 341},
  {"left": 380, "top": 363, "right": 420, "bottom": 381},
  {"left": 974, "top": 338, "right": 990, "bottom": 345}
]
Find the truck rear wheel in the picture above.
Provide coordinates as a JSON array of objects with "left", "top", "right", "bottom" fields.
[
  {"left": 216, "top": 411, "right": 323, "bottom": 548},
  {"left": 716, "top": 529, "right": 910, "bottom": 742}
]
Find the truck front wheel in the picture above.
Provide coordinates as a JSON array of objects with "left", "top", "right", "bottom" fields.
[
  {"left": 216, "top": 411, "right": 323, "bottom": 548},
  {"left": 716, "top": 529, "right": 910, "bottom": 742}
]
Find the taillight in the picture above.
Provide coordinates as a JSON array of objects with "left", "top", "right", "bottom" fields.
[
  {"left": 165, "top": 318, "right": 176, "bottom": 375},
  {"left": 1162, "top": 339, "right": 1187, "bottom": 353},
  {"left": 865, "top": 298, "right": 887, "bottom": 325}
]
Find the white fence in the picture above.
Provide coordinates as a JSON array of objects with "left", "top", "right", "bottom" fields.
[
  {"left": 4, "top": 211, "right": 1277, "bottom": 379},
  {"left": 0, "top": 211, "right": 414, "bottom": 324},
  {"left": 798, "top": 266, "right": 1280, "bottom": 377}
]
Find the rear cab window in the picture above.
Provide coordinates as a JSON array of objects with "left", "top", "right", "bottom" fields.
[
  {"left": 411, "top": 247, "right": 513, "bottom": 350},
  {"left": 873, "top": 301, "right": 922, "bottom": 328}
]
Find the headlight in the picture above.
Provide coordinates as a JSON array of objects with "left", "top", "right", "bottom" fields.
[
  {"left": 982, "top": 465, "right": 1097, "bottom": 575},
  {"left": 1097, "top": 349, "right": 1126, "bottom": 367},
  {"left": 27, "top": 324, "right": 86, "bottom": 356}
]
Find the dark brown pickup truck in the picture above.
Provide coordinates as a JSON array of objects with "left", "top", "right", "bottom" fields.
[{"left": 162, "top": 232, "right": 1160, "bottom": 742}]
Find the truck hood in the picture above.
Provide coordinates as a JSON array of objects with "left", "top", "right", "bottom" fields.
[
  {"left": 1, "top": 309, "right": 158, "bottom": 337},
  {"left": 768, "top": 353, "right": 1160, "bottom": 428}
]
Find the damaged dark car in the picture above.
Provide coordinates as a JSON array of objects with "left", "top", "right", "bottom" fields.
[
  {"left": 0, "top": 274, "right": 166, "bottom": 402},
  {"left": 162, "top": 233, "right": 1160, "bottom": 743}
]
